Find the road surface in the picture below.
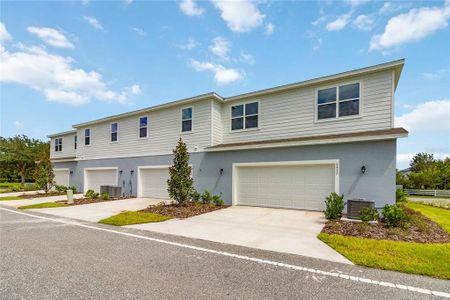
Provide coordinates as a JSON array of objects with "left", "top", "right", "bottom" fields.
[{"left": 1, "top": 207, "right": 449, "bottom": 299}]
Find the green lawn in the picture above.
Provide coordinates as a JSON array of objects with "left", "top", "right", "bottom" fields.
[
  {"left": 18, "top": 202, "right": 70, "bottom": 209},
  {"left": 408, "top": 195, "right": 450, "bottom": 199},
  {"left": 99, "top": 211, "right": 172, "bottom": 226},
  {"left": 0, "top": 196, "right": 24, "bottom": 201},
  {"left": 319, "top": 202, "right": 450, "bottom": 279},
  {"left": 405, "top": 202, "right": 450, "bottom": 233},
  {"left": 318, "top": 233, "right": 450, "bottom": 279}
]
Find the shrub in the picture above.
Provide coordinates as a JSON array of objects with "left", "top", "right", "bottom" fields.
[
  {"left": 23, "top": 183, "right": 39, "bottom": 191},
  {"left": 382, "top": 204, "right": 410, "bottom": 228},
  {"left": 55, "top": 185, "right": 68, "bottom": 192},
  {"left": 85, "top": 189, "right": 99, "bottom": 199},
  {"left": 212, "top": 194, "right": 224, "bottom": 206},
  {"left": 201, "top": 190, "right": 213, "bottom": 204},
  {"left": 359, "top": 207, "right": 379, "bottom": 222},
  {"left": 68, "top": 186, "right": 77, "bottom": 193},
  {"left": 396, "top": 189, "right": 408, "bottom": 203},
  {"left": 191, "top": 190, "right": 201, "bottom": 202},
  {"left": 101, "top": 192, "right": 110, "bottom": 200},
  {"left": 33, "top": 156, "right": 54, "bottom": 193},
  {"left": 324, "top": 192, "right": 345, "bottom": 220}
]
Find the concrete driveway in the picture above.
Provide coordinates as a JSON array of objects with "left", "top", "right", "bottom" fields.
[
  {"left": 0, "top": 194, "right": 85, "bottom": 208},
  {"left": 127, "top": 206, "right": 351, "bottom": 264},
  {"left": 25, "top": 198, "right": 166, "bottom": 222}
]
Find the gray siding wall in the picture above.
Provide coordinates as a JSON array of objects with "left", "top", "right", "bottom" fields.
[{"left": 54, "top": 139, "right": 396, "bottom": 209}]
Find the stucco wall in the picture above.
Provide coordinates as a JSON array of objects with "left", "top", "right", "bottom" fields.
[{"left": 53, "top": 139, "right": 396, "bottom": 209}]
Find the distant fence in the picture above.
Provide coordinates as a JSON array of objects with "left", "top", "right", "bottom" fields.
[{"left": 405, "top": 189, "right": 450, "bottom": 197}]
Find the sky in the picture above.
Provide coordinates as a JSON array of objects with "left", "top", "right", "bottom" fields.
[{"left": 1, "top": 0, "right": 449, "bottom": 169}]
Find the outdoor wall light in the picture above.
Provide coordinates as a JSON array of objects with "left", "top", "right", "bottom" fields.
[
  {"left": 69, "top": 170, "right": 73, "bottom": 175},
  {"left": 119, "top": 170, "right": 123, "bottom": 175},
  {"left": 130, "top": 170, "right": 134, "bottom": 175},
  {"left": 361, "top": 166, "right": 367, "bottom": 174},
  {"left": 220, "top": 168, "right": 224, "bottom": 175}
]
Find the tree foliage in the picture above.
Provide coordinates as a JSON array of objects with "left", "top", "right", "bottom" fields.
[
  {"left": 167, "top": 138, "right": 193, "bottom": 205},
  {"left": 0, "top": 135, "right": 50, "bottom": 183},
  {"left": 33, "top": 152, "right": 54, "bottom": 193},
  {"left": 397, "top": 153, "right": 450, "bottom": 189}
]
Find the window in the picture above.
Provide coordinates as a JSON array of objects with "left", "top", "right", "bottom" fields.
[
  {"left": 74, "top": 135, "right": 77, "bottom": 149},
  {"left": 85, "top": 128, "right": 90, "bottom": 145},
  {"left": 317, "top": 83, "right": 360, "bottom": 120},
  {"left": 181, "top": 107, "right": 192, "bottom": 132},
  {"left": 231, "top": 102, "right": 258, "bottom": 130},
  {"left": 111, "top": 122, "right": 118, "bottom": 142},
  {"left": 54, "top": 138, "right": 62, "bottom": 152},
  {"left": 139, "top": 116, "right": 147, "bottom": 138}
]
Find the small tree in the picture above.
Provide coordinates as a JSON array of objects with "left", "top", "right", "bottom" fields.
[
  {"left": 33, "top": 156, "right": 54, "bottom": 193},
  {"left": 167, "top": 138, "right": 193, "bottom": 205}
]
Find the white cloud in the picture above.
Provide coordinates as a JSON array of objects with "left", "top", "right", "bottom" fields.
[
  {"left": 129, "top": 84, "right": 141, "bottom": 95},
  {"left": 209, "top": 37, "right": 231, "bottom": 59},
  {"left": 0, "top": 22, "right": 12, "bottom": 42},
  {"left": 190, "top": 59, "right": 243, "bottom": 85},
  {"left": 370, "top": 2, "right": 450, "bottom": 51},
  {"left": 379, "top": 2, "right": 406, "bottom": 15},
  {"left": 395, "top": 100, "right": 450, "bottom": 133},
  {"left": 313, "top": 38, "right": 323, "bottom": 51},
  {"left": 180, "top": 37, "right": 199, "bottom": 50},
  {"left": 347, "top": 0, "right": 369, "bottom": 7},
  {"left": 422, "top": 68, "right": 450, "bottom": 80},
  {"left": 264, "top": 22, "right": 274, "bottom": 35},
  {"left": 84, "top": 16, "right": 104, "bottom": 30},
  {"left": 211, "top": 0, "right": 265, "bottom": 32},
  {"left": 124, "top": 0, "right": 133, "bottom": 5},
  {"left": 14, "top": 121, "right": 24, "bottom": 128},
  {"left": 0, "top": 43, "right": 139, "bottom": 106},
  {"left": 81, "top": 0, "right": 89, "bottom": 5},
  {"left": 239, "top": 51, "right": 255, "bottom": 64},
  {"left": 27, "top": 27, "right": 74, "bottom": 48},
  {"left": 326, "top": 13, "right": 351, "bottom": 31},
  {"left": 130, "top": 27, "right": 146, "bottom": 36},
  {"left": 179, "top": 0, "right": 204, "bottom": 16},
  {"left": 353, "top": 14, "right": 374, "bottom": 31}
]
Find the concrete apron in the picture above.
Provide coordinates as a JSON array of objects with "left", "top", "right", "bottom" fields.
[
  {"left": 127, "top": 206, "right": 352, "bottom": 264},
  {"left": 0, "top": 194, "right": 85, "bottom": 208}
]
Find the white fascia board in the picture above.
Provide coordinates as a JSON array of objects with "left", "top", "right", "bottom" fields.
[
  {"left": 206, "top": 133, "right": 408, "bottom": 152},
  {"left": 47, "top": 130, "right": 77, "bottom": 138}
]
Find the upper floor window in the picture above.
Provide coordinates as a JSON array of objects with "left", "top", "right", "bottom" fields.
[
  {"left": 111, "top": 122, "right": 118, "bottom": 142},
  {"left": 54, "top": 138, "right": 62, "bottom": 152},
  {"left": 74, "top": 135, "right": 77, "bottom": 149},
  {"left": 139, "top": 116, "right": 148, "bottom": 138},
  {"left": 231, "top": 102, "right": 258, "bottom": 131},
  {"left": 85, "top": 128, "right": 90, "bottom": 145},
  {"left": 317, "top": 83, "right": 360, "bottom": 120},
  {"left": 181, "top": 107, "right": 193, "bottom": 132}
]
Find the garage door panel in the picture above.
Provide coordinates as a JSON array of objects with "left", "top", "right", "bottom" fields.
[
  {"left": 139, "top": 168, "right": 170, "bottom": 199},
  {"left": 54, "top": 169, "right": 69, "bottom": 187},
  {"left": 235, "top": 163, "right": 336, "bottom": 211},
  {"left": 85, "top": 169, "right": 117, "bottom": 193}
]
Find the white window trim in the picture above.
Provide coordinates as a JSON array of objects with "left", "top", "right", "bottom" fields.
[
  {"left": 54, "top": 137, "right": 63, "bottom": 152},
  {"left": 180, "top": 107, "right": 194, "bottom": 134},
  {"left": 230, "top": 100, "right": 260, "bottom": 133},
  {"left": 84, "top": 128, "right": 91, "bottom": 146},
  {"left": 231, "top": 160, "right": 340, "bottom": 206},
  {"left": 110, "top": 122, "right": 119, "bottom": 143},
  {"left": 314, "top": 81, "right": 362, "bottom": 123},
  {"left": 138, "top": 116, "right": 148, "bottom": 139}
]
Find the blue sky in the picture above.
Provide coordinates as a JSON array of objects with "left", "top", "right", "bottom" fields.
[{"left": 1, "top": 0, "right": 449, "bottom": 169}]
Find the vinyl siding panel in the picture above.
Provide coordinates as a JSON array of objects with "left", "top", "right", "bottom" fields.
[
  {"left": 77, "top": 99, "right": 212, "bottom": 160},
  {"left": 221, "top": 70, "right": 393, "bottom": 144},
  {"left": 212, "top": 100, "right": 223, "bottom": 145},
  {"left": 50, "top": 133, "right": 76, "bottom": 159}
]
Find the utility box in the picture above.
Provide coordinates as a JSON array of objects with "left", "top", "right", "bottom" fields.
[
  {"left": 100, "top": 186, "right": 122, "bottom": 198},
  {"left": 347, "top": 198, "right": 375, "bottom": 219},
  {"left": 66, "top": 189, "right": 74, "bottom": 204}
]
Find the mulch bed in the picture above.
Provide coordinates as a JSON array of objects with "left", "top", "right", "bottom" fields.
[
  {"left": 57, "top": 197, "right": 130, "bottom": 206},
  {"left": 322, "top": 206, "right": 450, "bottom": 244},
  {"left": 140, "top": 202, "right": 227, "bottom": 219},
  {"left": 21, "top": 192, "right": 67, "bottom": 199}
]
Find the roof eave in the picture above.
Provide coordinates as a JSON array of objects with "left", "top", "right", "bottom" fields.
[{"left": 47, "top": 130, "right": 77, "bottom": 138}]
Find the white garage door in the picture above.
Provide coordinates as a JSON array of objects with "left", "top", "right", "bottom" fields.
[
  {"left": 54, "top": 169, "right": 69, "bottom": 187},
  {"left": 234, "top": 162, "right": 337, "bottom": 211},
  {"left": 84, "top": 168, "right": 118, "bottom": 193},
  {"left": 138, "top": 167, "right": 170, "bottom": 199}
]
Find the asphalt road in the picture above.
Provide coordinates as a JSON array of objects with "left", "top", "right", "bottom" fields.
[{"left": 1, "top": 207, "right": 449, "bottom": 300}]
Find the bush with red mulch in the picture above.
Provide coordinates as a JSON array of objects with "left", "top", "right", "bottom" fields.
[{"left": 140, "top": 202, "right": 227, "bottom": 219}]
